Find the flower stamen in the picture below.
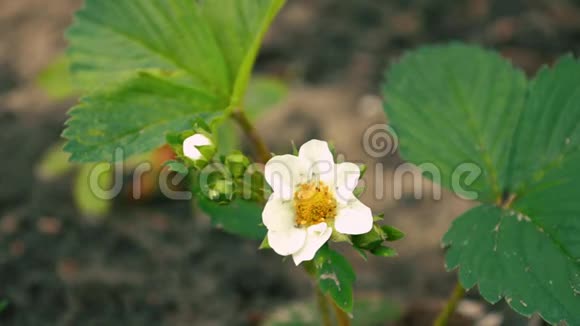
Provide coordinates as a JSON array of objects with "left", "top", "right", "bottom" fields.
[{"left": 293, "top": 181, "right": 337, "bottom": 227}]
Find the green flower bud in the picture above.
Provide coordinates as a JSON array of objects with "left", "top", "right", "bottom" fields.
[
  {"left": 225, "top": 152, "right": 250, "bottom": 178},
  {"left": 208, "top": 179, "right": 234, "bottom": 203}
]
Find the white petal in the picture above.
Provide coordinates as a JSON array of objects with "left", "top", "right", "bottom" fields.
[
  {"left": 334, "top": 162, "right": 360, "bottom": 203},
  {"left": 334, "top": 199, "right": 373, "bottom": 235},
  {"left": 183, "top": 134, "right": 212, "bottom": 160},
  {"left": 292, "top": 222, "right": 332, "bottom": 265},
  {"left": 298, "top": 140, "right": 335, "bottom": 184},
  {"left": 262, "top": 196, "right": 295, "bottom": 231},
  {"left": 268, "top": 228, "right": 307, "bottom": 256},
  {"left": 265, "top": 155, "right": 308, "bottom": 200}
]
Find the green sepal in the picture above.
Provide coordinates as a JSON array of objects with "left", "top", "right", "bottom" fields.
[
  {"left": 330, "top": 228, "right": 352, "bottom": 244},
  {"left": 196, "top": 144, "right": 217, "bottom": 162},
  {"left": 163, "top": 160, "right": 189, "bottom": 174},
  {"left": 258, "top": 236, "right": 270, "bottom": 250},
  {"left": 353, "top": 246, "right": 368, "bottom": 261},
  {"left": 358, "top": 164, "right": 367, "bottom": 178},
  {"left": 291, "top": 140, "right": 299, "bottom": 155},
  {"left": 370, "top": 246, "right": 398, "bottom": 257},
  {"left": 166, "top": 129, "right": 216, "bottom": 169},
  {"left": 353, "top": 185, "right": 365, "bottom": 198},
  {"left": 351, "top": 224, "right": 387, "bottom": 250},
  {"left": 381, "top": 225, "right": 405, "bottom": 242}
]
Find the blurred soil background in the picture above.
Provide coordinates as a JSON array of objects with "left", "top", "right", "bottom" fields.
[{"left": 1, "top": 0, "right": 579, "bottom": 325}]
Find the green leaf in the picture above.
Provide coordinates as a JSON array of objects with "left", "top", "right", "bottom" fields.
[
  {"left": 443, "top": 205, "right": 580, "bottom": 325},
  {"left": 74, "top": 163, "right": 113, "bottom": 218},
  {"left": 385, "top": 45, "right": 580, "bottom": 324},
  {"left": 383, "top": 43, "right": 527, "bottom": 202},
  {"left": 68, "top": 0, "right": 228, "bottom": 93},
  {"left": 35, "top": 142, "right": 74, "bottom": 180},
  {"left": 65, "top": 0, "right": 285, "bottom": 163},
  {"left": 215, "top": 119, "right": 240, "bottom": 154},
  {"left": 245, "top": 77, "right": 288, "bottom": 120},
  {"left": 63, "top": 73, "right": 221, "bottom": 162},
  {"left": 200, "top": 1, "right": 286, "bottom": 105},
  {"left": 507, "top": 55, "right": 580, "bottom": 195},
  {"left": 197, "top": 197, "right": 266, "bottom": 240},
  {"left": 314, "top": 246, "right": 356, "bottom": 313},
  {"left": 36, "top": 55, "right": 76, "bottom": 100}
]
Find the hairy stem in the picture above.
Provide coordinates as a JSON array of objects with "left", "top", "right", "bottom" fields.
[
  {"left": 316, "top": 287, "right": 332, "bottom": 326},
  {"left": 231, "top": 109, "right": 272, "bottom": 163},
  {"left": 434, "top": 282, "right": 465, "bottom": 326},
  {"left": 332, "top": 300, "right": 351, "bottom": 326}
]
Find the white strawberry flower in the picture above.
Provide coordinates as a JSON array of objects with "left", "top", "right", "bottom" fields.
[
  {"left": 182, "top": 133, "right": 212, "bottom": 160},
  {"left": 263, "top": 139, "right": 374, "bottom": 265}
]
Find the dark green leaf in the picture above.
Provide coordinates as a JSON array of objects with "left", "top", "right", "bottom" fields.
[
  {"left": 314, "top": 246, "right": 356, "bottom": 313},
  {"left": 507, "top": 56, "right": 580, "bottom": 195},
  {"left": 0, "top": 300, "right": 7, "bottom": 313},
  {"left": 444, "top": 205, "right": 580, "bottom": 325},
  {"left": 197, "top": 197, "right": 266, "bottom": 240},
  {"left": 385, "top": 45, "right": 580, "bottom": 324}
]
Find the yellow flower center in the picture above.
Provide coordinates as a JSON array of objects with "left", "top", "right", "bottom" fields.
[{"left": 293, "top": 181, "right": 337, "bottom": 227}]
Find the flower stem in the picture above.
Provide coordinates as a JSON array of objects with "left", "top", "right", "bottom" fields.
[
  {"left": 316, "top": 286, "right": 332, "bottom": 326},
  {"left": 434, "top": 282, "right": 465, "bottom": 326},
  {"left": 231, "top": 109, "right": 272, "bottom": 163},
  {"left": 331, "top": 300, "right": 351, "bottom": 326}
]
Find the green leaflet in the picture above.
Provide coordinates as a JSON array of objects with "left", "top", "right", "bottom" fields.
[
  {"left": 508, "top": 56, "right": 580, "bottom": 195},
  {"left": 443, "top": 205, "right": 580, "bottom": 325},
  {"left": 384, "top": 44, "right": 527, "bottom": 202},
  {"left": 63, "top": 73, "right": 221, "bottom": 162},
  {"left": 199, "top": 1, "right": 286, "bottom": 104},
  {"left": 197, "top": 196, "right": 266, "bottom": 240},
  {"left": 384, "top": 44, "right": 580, "bottom": 324},
  {"left": 67, "top": 0, "right": 229, "bottom": 93},
  {"left": 314, "top": 246, "right": 356, "bottom": 313},
  {"left": 64, "top": 0, "right": 285, "bottom": 162}
]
